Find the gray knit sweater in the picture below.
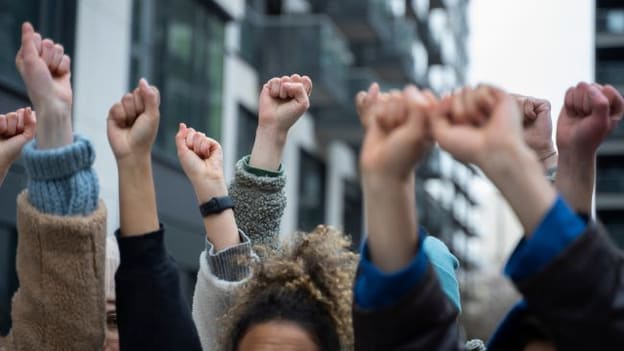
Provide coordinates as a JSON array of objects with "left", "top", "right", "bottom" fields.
[{"left": 193, "top": 156, "right": 286, "bottom": 350}]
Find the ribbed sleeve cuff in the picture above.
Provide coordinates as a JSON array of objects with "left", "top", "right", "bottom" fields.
[
  {"left": 205, "top": 230, "right": 252, "bottom": 282},
  {"left": 24, "top": 135, "right": 95, "bottom": 180},
  {"left": 235, "top": 156, "right": 286, "bottom": 191},
  {"left": 24, "top": 135, "right": 99, "bottom": 216}
]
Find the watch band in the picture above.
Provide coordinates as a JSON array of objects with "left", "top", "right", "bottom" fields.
[{"left": 199, "top": 196, "right": 234, "bottom": 217}]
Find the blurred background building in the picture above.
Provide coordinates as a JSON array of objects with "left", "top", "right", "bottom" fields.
[
  {"left": 596, "top": 0, "right": 624, "bottom": 247},
  {"left": 0, "top": 0, "right": 603, "bottom": 342}
]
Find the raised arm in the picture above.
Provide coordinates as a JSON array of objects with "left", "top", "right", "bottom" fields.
[
  {"left": 432, "top": 85, "right": 624, "bottom": 350},
  {"left": 2, "top": 22, "right": 106, "bottom": 350},
  {"left": 108, "top": 79, "right": 201, "bottom": 351},
  {"left": 555, "top": 82, "right": 624, "bottom": 215},
  {"left": 229, "top": 74, "right": 312, "bottom": 247},
  {"left": 352, "top": 84, "right": 462, "bottom": 351}
]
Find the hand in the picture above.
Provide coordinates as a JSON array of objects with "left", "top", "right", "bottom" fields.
[
  {"left": 430, "top": 85, "right": 525, "bottom": 170},
  {"left": 107, "top": 79, "right": 160, "bottom": 163},
  {"left": 358, "top": 84, "right": 435, "bottom": 184},
  {"left": 258, "top": 74, "right": 312, "bottom": 135},
  {"left": 175, "top": 123, "right": 227, "bottom": 203},
  {"left": 250, "top": 74, "right": 312, "bottom": 171},
  {"left": 0, "top": 108, "right": 36, "bottom": 184},
  {"left": 555, "top": 82, "right": 624, "bottom": 214},
  {"left": 512, "top": 94, "right": 557, "bottom": 169},
  {"left": 15, "top": 22, "right": 72, "bottom": 149},
  {"left": 431, "top": 85, "right": 556, "bottom": 234},
  {"left": 358, "top": 84, "right": 435, "bottom": 272},
  {"left": 557, "top": 83, "right": 623, "bottom": 158}
]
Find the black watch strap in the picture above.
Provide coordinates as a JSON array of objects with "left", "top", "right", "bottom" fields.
[{"left": 199, "top": 196, "right": 234, "bottom": 217}]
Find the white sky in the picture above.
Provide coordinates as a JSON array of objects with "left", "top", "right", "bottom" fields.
[{"left": 468, "top": 0, "right": 595, "bottom": 116}]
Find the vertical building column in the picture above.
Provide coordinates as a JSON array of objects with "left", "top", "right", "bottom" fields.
[{"left": 73, "top": 0, "right": 133, "bottom": 235}]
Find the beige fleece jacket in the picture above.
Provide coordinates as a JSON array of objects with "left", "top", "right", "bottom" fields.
[{"left": 0, "top": 192, "right": 107, "bottom": 351}]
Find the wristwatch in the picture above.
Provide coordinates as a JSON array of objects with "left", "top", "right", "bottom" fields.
[{"left": 199, "top": 196, "right": 234, "bottom": 217}]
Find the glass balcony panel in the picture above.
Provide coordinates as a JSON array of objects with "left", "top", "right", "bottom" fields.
[{"left": 241, "top": 14, "right": 352, "bottom": 108}]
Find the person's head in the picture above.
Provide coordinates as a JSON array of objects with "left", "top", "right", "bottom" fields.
[
  {"left": 223, "top": 226, "right": 357, "bottom": 351},
  {"left": 104, "top": 236, "right": 120, "bottom": 351}
]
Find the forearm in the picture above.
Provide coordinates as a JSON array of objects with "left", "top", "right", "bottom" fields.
[
  {"left": 249, "top": 126, "right": 286, "bottom": 171},
  {"left": 35, "top": 105, "right": 73, "bottom": 149},
  {"left": 202, "top": 210, "right": 240, "bottom": 251},
  {"left": 483, "top": 145, "right": 557, "bottom": 236},
  {"left": 555, "top": 152, "right": 594, "bottom": 215},
  {"left": 117, "top": 156, "right": 159, "bottom": 236},
  {"left": 363, "top": 175, "right": 419, "bottom": 272}
]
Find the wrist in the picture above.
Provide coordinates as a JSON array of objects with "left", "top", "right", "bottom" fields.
[
  {"left": 35, "top": 105, "right": 73, "bottom": 149},
  {"left": 249, "top": 126, "right": 287, "bottom": 171},
  {"left": 117, "top": 154, "right": 152, "bottom": 177},
  {"left": 194, "top": 180, "right": 228, "bottom": 204}
]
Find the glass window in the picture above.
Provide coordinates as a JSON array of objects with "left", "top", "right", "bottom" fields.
[
  {"left": 236, "top": 105, "right": 258, "bottom": 160},
  {"left": 598, "top": 210, "right": 624, "bottom": 248},
  {"left": 0, "top": 225, "right": 18, "bottom": 336},
  {"left": 0, "top": 0, "right": 77, "bottom": 95},
  {"left": 297, "top": 149, "right": 326, "bottom": 232},
  {"left": 342, "top": 179, "right": 362, "bottom": 249},
  {"left": 131, "top": 0, "right": 226, "bottom": 158}
]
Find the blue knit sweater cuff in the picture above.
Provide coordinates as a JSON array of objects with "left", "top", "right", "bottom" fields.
[{"left": 23, "top": 135, "right": 99, "bottom": 216}]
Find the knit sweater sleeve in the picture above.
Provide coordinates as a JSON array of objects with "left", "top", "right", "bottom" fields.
[
  {"left": 193, "top": 248, "right": 249, "bottom": 351},
  {"left": 0, "top": 192, "right": 107, "bottom": 351},
  {"left": 22, "top": 135, "right": 99, "bottom": 216},
  {"left": 228, "top": 156, "right": 286, "bottom": 247}
]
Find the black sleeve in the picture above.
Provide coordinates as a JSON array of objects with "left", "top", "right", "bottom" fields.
[
  {"left": 352, "top": 265, "right": 464, "bottom": 351},
  {"left": 115, "top": 226, "right": 202, "bottom": 351},
  {"left": 513, "top": 222, "right": 624, "bottom": 350}
]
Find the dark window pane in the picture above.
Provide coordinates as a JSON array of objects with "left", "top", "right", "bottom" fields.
[
  {"left": 237, "top": 105, "right": 258, "bottom": 160},
  {"left": 0, "top": 225, "right": 17, "bottom": 336},
  {"left": 297, "top": 150, "right": 326, "bottom": 232},
  {"left": 597, "top": 210, "right": 624, "bottom": 248},
  {"left": 342, "top": 179, "right": 362, "bottom": 248},
  {"left": 131, "top": 0, "right": 225, "bottom": 158},
  {"left": 0, "top": 0, "right": 76, "bottom": 95}
]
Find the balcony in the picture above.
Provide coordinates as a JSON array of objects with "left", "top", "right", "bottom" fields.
[
  {"left": 311, "top": 0, "right": 392, "bottom": 43},
  {"left": 313, "top": 68, "right": 379, "bottom": 143},
  {"left": 240, "top": 13, "right": 352, "bottom": 108},
  {"left": 596, "top": 62, "right": 624, "bottom": 88},
  {"left": 597, "top": 8, "right": 624, "bottom": 48},
  {"left": 353, "top": 18, "right": 419, "bottom": 83}
]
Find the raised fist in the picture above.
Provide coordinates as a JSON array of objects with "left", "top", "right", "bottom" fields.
[
  {"left": 258, "top": 74, "right": 312, "bottom": 136},
  {"left": 107, "top": 79, "right": 160, "bottom": 162},
  {"left": 431, "top": 85, "right": 524, "bottom": 170},
  {"left": 358, "top": 84, "right": 435, "bottom": 182},
  {"left": 557, "top": 82, "right": 623, "bottom": 158},
  {"left": 15, "top": 22, "right": 72, "bottom": 119},
  {"left": 512, "top": 94, "right": 555, "bottom": 161},
  {"left": 0, "top": 108, "right": 36, "bottom": 181},
  {"left": 175, "top": 124, "right": 227, "bottom": 203}
]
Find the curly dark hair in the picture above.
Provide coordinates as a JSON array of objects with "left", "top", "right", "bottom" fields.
[{"left": 222, "top": 225, "right": 358, "bottom": 351}]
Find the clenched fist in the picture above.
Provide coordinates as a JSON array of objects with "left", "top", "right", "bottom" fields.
[
  {"left": 175, "top": 124, "right": 227, "bottom": 203},
  {"left": 358, "top": 84, "right": 436, "bottom": 183},
  {"left": 107, "top": 79, "right": 160, "bottom": 163},
  {"left": 16, "top": 22, "right": 72, "bottom": 149},
  {"left": 0, "top": 108, "right": 36, "bottom": 184}
]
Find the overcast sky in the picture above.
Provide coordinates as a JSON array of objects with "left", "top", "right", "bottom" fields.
[{"left": 468, "top": 0, "right": 595, "bottom": 118}]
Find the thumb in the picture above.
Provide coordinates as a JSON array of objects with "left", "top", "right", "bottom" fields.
[
  {"left": 139, "top": 78, "right": 160, "bottom": 116},
  {"left": 175, "top": 123, "right": 190, "bottom": 156},
  {"left": 283, "top": 82, "right": 310, "bottom": 111},
  {"left": 588, "top": 85, "right": 610, "bottom": 119},
  {"left": 21, "top": 108, "right": 36, "bottom": 141},
  {"left": 19, "top": 23, "right": 39, "bottom": 66}
]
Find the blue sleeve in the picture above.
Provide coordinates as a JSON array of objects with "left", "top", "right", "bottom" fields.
[
  {"left": 22, "top": 135, "right": 99, "bottom": 216},
  {"left": 505, "top": 195, "right": 587, "bottom": 281},
  {"left": 354, "top": 228, "right": 428, "bottom": 310}
]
